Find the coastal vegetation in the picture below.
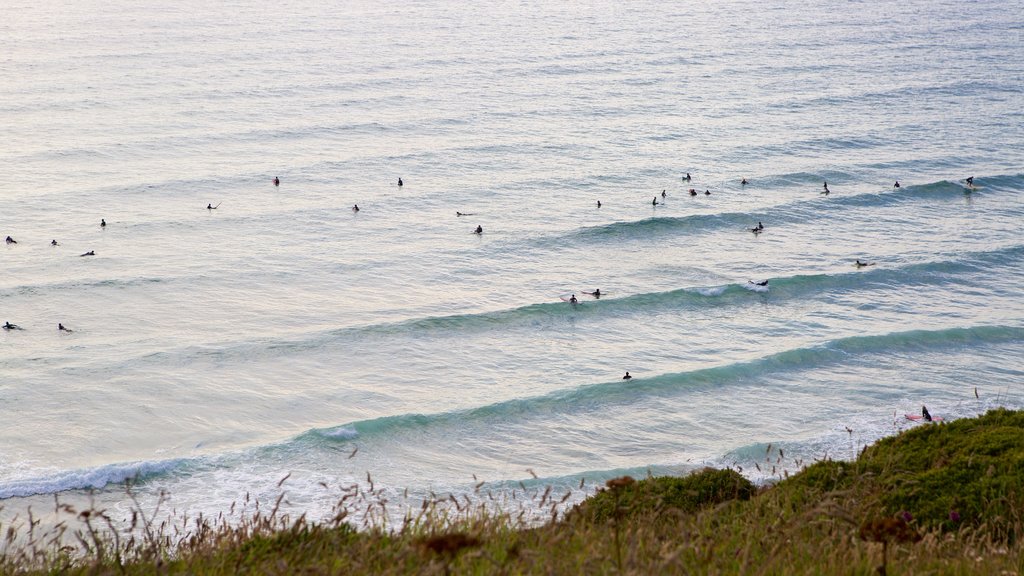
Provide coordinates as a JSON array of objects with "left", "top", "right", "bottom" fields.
[{"left": 2, "top": 409, "right": 1022, "bottom": 575}]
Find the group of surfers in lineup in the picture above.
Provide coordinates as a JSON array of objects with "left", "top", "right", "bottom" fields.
[
  {"left": 6, "top": 224, "right": 103, "bottom": 255},
  {"left": 609, "top": 174, "right": 978, "bottom": 390},
  {"left": 3, "top": 174, "right": 979, "bottom": 355},
  {"left": 4, "top": 218, "right": 107, "bottom": 332}
]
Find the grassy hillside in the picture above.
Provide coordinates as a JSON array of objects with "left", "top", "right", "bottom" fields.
[{"left": 2, "top": 409, "right": 1023, "bottom": 575}]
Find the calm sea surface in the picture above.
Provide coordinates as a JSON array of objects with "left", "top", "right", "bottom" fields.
[{"left": 2, "top": 0, "right": 1022, "bottom": 526}]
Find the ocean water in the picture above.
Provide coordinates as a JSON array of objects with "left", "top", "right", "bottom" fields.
[{"left": 2, "top": 0, "right": 1023, "bottom": 528}]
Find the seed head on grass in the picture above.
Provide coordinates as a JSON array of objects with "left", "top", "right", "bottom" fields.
[
  {"left": 419, "top": 532, "right": 481, "bottom": 556},
  {"left": 859, "top": 516, "right": 921, "bottom": 545},
  {"left": 605, "top": 476, "right": 636, "bottom": 491}
]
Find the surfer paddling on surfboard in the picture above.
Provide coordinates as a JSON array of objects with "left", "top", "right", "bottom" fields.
[
  {"left": 855, "top": 259, "right": 874, "bottom": 268},
  {"left": 905, "top": 406, "right": 943, "bottom": 423},
  {"left": 583, "top": 289, "right": 601, "bottom": 298}
]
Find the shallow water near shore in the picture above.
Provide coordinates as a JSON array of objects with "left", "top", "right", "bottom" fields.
[{"left": 2, "top": 0, "right": 1023, "bottom": 527}]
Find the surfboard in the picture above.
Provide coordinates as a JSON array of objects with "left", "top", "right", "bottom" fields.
[{"left": 905, "top": 414, "right": 943, "bottom": 422}]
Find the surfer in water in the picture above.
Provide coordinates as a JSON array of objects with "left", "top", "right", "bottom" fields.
[
  {"left": 623, "top": 371, "right": 632, "bottom": 380},
  {"left": 4, "top": 322, "right": 21, "bottom": 330},
  {"left": 58, "top": 323, "right": 72, "bottom": 332},
  {"left": 704, "top": 189, "right": 711, "bottom": 195},
  {"left": 922, "top": 405, "right": 932, "bottom": 422},
  {"left": 596, "top": 201, "right": 601, "bottom": 208},
  {"left": 750, "top": 280, "right": 769, "bottom": 286},
  {"left": 273, "top": 176, "right": 280, "bottom": 186},
  {"left": 584, "top": 289, "right": 601, "bottom": 298},
  {"left": 661, "top": 190, "right": 667, "bottom": 198},
  {"left": 101, "top": 219, "right": 106, "bottom": 227},
  {"left": 894, "top": 181, "right": 901, "bottom": 188},
  {"left": 51, "top": 239, "right": 59, "bottom": 246},
  {"left": 352, "top": 204, "right": 360, "bottom": 212},
  {"left": 750, "top": 222, "right": 764, "bottom": 233},
  {"left": 474, "top": 225, "right": 483, "bottom": 234},
  {"left": 80, "top": 250, "right": 95, "bottom": 257},
  {"left": 822, "top": 181, "right": 830, "bottom": 195},
  {"left": 456, "top": 211, "right": 475, "bottom": 216},
  {"left": 569, "top": 294, "right": 578, "bottom": 304},
  {"left": 398, "top": 177, "right": 403, "bottom": 187},
  {"left": 207, "top": 203, "right": 220, "bottom": 210},
  {"left": 6, "top": 236, "right": 16, "bottom": 244},
  {"left": 855, "top": 259, "right": 874, "bottom": 268},
  {"left": 652, "top": 197, "right": 658, "bottom": 206},
  {"left": 965, "top": 176, "right": 974, "bottom": 188},
  {"left": 689, "top": 188, "right": 697, "bottom": 196},
  {"left": 742, "top": 178, "right": 748, "bottom": 185},
  {"left": 684, "top": 172, "right": 691, "bottom": 182}
]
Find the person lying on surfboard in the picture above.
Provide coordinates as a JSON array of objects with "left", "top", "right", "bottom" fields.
[
  {"left": 749, "top": 280, "right": 768, "bottom": 286},
  {"left": 583, "top": 289, "right": 601, "bottom": 298},
  {"left": 855, "top": 259, "right": 874, "bottom": 268}
]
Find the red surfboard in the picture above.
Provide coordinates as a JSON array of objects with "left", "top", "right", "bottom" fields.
[{"left": 905, "top": 414, "right": 943, "bottom": 422}]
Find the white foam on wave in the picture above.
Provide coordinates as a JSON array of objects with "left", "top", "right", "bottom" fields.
[
  {"left": 694, "top": 286, "right": 728, "bottom": 296},
  {"left": 0, "top": 458, "right": 186, "bottom": 500},
  {"left": 320, "top": 427, "right": 359, "bottom": 440}
]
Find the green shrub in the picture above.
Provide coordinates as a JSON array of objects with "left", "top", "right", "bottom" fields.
[
  {"left": 859, "top": 408, "right": 1024, "bottom": 536},
  {"left": 572, "top": 468, "right": 755, "bottom": 523}
]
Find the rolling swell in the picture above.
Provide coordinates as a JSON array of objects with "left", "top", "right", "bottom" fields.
[
  {"left": 0, "top": 275, "right": 171, "bottom": 299},
  {"left": 304, "top": 325, "right": 1024, "bottom": 445},
  {"left": 60, "top": 242, "right": 1024, "bottom": 371},
  {"left": 9, "top": 325, "right": 1020, "bottom": 500},
  {"left": 540, "top": 176, "right": 1020, "bottom": 247}
]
